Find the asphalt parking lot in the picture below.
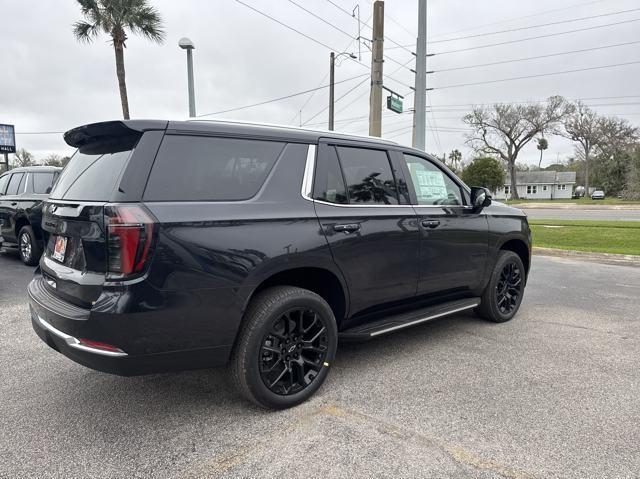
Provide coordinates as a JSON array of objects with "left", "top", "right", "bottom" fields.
[{"left": 1, "top": 246, "right": 639, "bottom": 479}]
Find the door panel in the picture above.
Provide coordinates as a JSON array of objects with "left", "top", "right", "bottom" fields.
[
  {"left": 400, "top": 153, "right": 489, "bottom": 295},
  {"left": 313, "top": 143, "right": 420, "bottom": 315}
]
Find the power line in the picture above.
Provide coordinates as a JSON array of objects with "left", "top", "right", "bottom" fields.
[
  {"left": 425, "top": 0, "right": 610, "bottom": 41},
  {"left": 196, "top": 73, "right": 369, "bottom": 117},
  {"left": 301, "top": 76, "right": 370, "bottom": 125},
  {"left": 434, "top": 60, "right": 640, "bottom": 90},
  {"left": 287, "top": 0, "right": 356, "bottom": 41},
  {"left": 435, "top": 17, "right": 640, "bottom": 55},
  {"left": 429, "top": 7, "right": 640, "bottom": 44},
  {"left": 433, "top": 40, "right": 640, "bottom": 72}
]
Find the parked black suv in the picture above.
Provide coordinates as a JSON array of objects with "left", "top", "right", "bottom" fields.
[
  {"left": 0, "top": 166, "right": 61, "bottom": 265},
  {"left": 29, "top": 120, "right": 531, "bottom": 409}
]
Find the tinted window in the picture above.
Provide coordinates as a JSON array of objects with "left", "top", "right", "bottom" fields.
[
  {"left": 336, "top": 147, "right": 398, "bottom": 205},
  {"left": 0, "top": 174, "right": 8, "bottom": 195},
  {"left": 144, "top": 135, "right": 285, "bottom": 201},
  {"left": 403, "top": 154, "right": 463, "bottom": 206},
  {"left": 50, "top": 150, "right": 131, "bottom": 201},
  {"left": 5, "top": 173, "right": 24, "bottom": 196},
  {"left": 314, "top": 146, "right": 347, "bottom": 204},
  {"left": 32, "top": 172, "right": 56, "bottom": 194}
]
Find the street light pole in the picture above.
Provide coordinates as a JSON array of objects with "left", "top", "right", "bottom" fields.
[
  {"left": 179, "top": 37, "right": 196, "bottom": 118},
  {"left": 329, "top": 52, "right": 335, "bottom": 131},
  {"left": 328, "top": 52, "right": 356, "bottom": 131}
]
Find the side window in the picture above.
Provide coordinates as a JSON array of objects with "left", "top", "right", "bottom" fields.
[
  {"left": 144, "top": 135, "right": 285, "bottom": 202},
  {"left": 336, "top": 146, "right": 399, "bottom": 205},
  {"left": 32, "top": 172, "right": 56, "bottom": 194},
  {"left": 403, "top": 154, "right": 463, "bottom": 206},
  {"left": 0, "top": 174, "right": 9, "bottom": 195},
  {"left": 314, "top": 146, "right": 347, "bottom": 204},
  {"left": 5, "top": 173, "right": 24, "bottom": 196}
]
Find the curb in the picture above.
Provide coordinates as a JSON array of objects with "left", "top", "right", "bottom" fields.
[{"left": 533, "top": 247, "right": 640, "bottom": 267}]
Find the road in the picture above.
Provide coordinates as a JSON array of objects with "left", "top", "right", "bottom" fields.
[
  {"left": 1, "top": 247, "right": 639, "bottom": 479},
  {"left": 521, "top": 207, "right": 640, "bottom": 221}
]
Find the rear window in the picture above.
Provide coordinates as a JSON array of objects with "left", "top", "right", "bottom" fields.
[
  {"left": 49, "top": 145, "right": 134, "bottom": 201},
  {"left": 32, "top": 172, "right": 57, "bottom": 194},
  {"left": 144, "top": 135, "right": 285, "bottom": 202}
]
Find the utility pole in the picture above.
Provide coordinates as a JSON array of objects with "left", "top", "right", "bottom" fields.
[
  {"left": 329, "top": 52, "right": 335, "bottom": 131},
  {"left": 369, "top": 0, "right": 384, "bottom": 137},
  {"left": 412, "top": 0, "right": 427, "bottom": 150}
]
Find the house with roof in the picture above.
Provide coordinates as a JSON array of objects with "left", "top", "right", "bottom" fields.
[{"left": 492, "top": 171, "right": 577, "bottom": 200}]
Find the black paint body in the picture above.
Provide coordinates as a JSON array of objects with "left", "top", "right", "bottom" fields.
[
  {"left": 28, "top": 120, "right": 531, "bottom": 375},
  {"left": 0, "top": 166, "right": 61, "bottom": 248}
]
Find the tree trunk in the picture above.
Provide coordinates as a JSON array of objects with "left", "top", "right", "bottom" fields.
[
  {"left": 113, "top": 41, "right": 130, "bottom": 119},
  {"left": 584, "top": 150, "right": 590, "bottom": 195},
  {"left": 509, "top": 161, "right": 519, "bottom": 199},
  {"left": 538, "top": 149, "right": 543, "bottom": 168}
]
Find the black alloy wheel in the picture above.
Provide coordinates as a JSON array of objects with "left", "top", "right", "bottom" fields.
[
  {"left": 259, "top": 307, "right": 329, "bottom": 395},
  {"left": 232, "top": 286, "right": 338, "bottom": 409},
  {"left": 476, "top": 250, "right": 526, "bottom": 323},
  {"left": 495, "top": 261, "right": 522, "bottom": 315}
]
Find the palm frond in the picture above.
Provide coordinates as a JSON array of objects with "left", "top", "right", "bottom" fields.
[
  {"left": 127, "top": 3, "right": 165, "bottom": 43},
  {"left": 73, "top": 20, "right": 100, "bottom": 42}
]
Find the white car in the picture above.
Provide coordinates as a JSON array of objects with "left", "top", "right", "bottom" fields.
[{"left": 591, "top": 190, "right": 605, "bottom": 200}]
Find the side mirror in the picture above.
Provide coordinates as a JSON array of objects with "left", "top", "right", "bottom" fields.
[{"left": 470, "top": 186, "right": 492, "bottom": 210}]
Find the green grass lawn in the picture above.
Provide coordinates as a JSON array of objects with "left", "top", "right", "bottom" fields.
[
  {"left": 529, "top": 219, "right": 640, "bottom": 255},
  {"left": 507, "top": 198, "right": 640, "bottom": 206}
]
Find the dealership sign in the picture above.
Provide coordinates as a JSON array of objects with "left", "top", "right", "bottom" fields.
[{"left": 0, "top": 124, "right": 16, "bottom": 154}]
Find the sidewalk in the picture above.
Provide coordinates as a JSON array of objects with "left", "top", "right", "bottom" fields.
[
  {"left": 533, "top": 246, "right": 640, "bottom": 267},
  {"left": 512, "top": 202, "right": 640, "bottom": 210}
]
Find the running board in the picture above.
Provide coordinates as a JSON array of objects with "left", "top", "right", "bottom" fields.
[{"left": 339, "top": 297, "right": 480, "bottom": 341}]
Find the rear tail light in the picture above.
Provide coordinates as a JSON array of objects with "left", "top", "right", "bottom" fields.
[{"left": 105, "top": 205, "right": 156, "bottom": 279}]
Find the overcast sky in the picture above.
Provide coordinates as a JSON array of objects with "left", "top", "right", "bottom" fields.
[{"left": 1, "top": 0, "right": 639, "bottom": 165}]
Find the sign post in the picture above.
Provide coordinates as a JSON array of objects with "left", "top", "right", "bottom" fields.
[{"left": 0, "top": 124, "right": 16, "bottom": 173}]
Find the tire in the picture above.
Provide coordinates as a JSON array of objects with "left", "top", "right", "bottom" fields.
[
  {"left": 476, "top": 250, "right": 526, "bottom": 323},
  {"left": 231, "top": 286, "right": 338, "bottom": 409},
  {"left": 18, "top": 225, "right": 42, "bottom": 266}
]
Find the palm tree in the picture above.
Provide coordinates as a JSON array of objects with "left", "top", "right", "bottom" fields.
[
  {"left": 537, "top": 137, "right": 548, "bottom": 168},
  {"left": 73, "top": 0, "right": 165, "bottom": 119}
]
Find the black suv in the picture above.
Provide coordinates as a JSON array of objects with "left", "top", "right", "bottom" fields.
[
  {"left": 29, "top": 120, "right": 531, "bottom": 409},
  {"left": 0, "top": 166, "right": 61, "bottom": 265}
]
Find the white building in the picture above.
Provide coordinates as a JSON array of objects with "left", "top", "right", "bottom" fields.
[{"left": 493, "top": 171, "right": 576, "bottom": 200}]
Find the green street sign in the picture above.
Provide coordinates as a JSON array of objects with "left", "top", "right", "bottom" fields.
[{"left": 387, "top": 96, "right": 403, "bottom": 114}]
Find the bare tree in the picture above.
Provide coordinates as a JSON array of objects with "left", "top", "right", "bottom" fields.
[
  {"left": 562, "top": 102, "right": 604, "bottom": 193},
  {"left": 43, "top": 153, "right": 66, "bottom": 167},
  {"left": 463, "top": 96, "right": 573, "bottom": 199},
  {"left": 12, "top": 148, "right": 35, "bottom": 168}
]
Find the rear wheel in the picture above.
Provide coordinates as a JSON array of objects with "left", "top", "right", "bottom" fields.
[
  {"left": 476, "top": 251, "right": 525, "bottom": 323},
  {"left": 18, "top": 225, "right": 42, "bottom": 266},
  {"left": 231, "top": 286, "right": 337, "bottom": 409}
]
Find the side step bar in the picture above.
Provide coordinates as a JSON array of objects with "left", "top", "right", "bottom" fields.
[{"left": 339, "top": 297, "right": 480, "bottom": 341}]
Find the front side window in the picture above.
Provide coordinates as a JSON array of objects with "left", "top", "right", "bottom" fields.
[
  {"left": 32, "top": 172, "right": 56, "bottom": 194},
  {"left": 144, "top": 136, "right": 285, "bottom": 202},
  {"left": 5, "top": 173, "right": 24, "bottom": 196},
  {"left": 403, "top": 154, "right": 463, "bottom": 206},
  {"left": 336, "top": 146, "right": 399, "bottom": 205}
]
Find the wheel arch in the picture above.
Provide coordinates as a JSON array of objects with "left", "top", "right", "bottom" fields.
[
  {"left": 14, "top": 215, "right": 31, "bottom": 238},
  {"left": 498, "top": 238, "right": 530, "bottom": 275},
  {"left": 246, "top": 266, "right": 349, "bottom": 326}
]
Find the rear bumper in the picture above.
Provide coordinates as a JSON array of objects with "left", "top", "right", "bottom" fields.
[{"left": 28, "top": 276, "right": 232, "bottom": 376}]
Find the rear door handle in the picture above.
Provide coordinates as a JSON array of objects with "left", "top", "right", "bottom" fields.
[
  {"left": 333, "top": 223, "right": 361, "bottom": 233},
  {"left": 421, "top": 219, "right": 440, "bottom": 229}
]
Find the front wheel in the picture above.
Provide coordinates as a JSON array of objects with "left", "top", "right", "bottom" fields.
[
  {"left": 18, "top": 225, "right": 42, "bottom": 266},
  {"left": 476, "top": 251, "right": 526, "bottom": 323},
  {"left": 231, "top": 286, "right": 338, "bottom": 409}
]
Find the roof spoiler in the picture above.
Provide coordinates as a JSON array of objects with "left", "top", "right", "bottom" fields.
[{"left": 64, "top": 120, "right": 168, "bottom": 148}]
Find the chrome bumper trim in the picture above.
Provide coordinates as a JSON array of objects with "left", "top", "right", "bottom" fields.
[{"left": 35, "top": 314, "right": 128, "bottom": 357}]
